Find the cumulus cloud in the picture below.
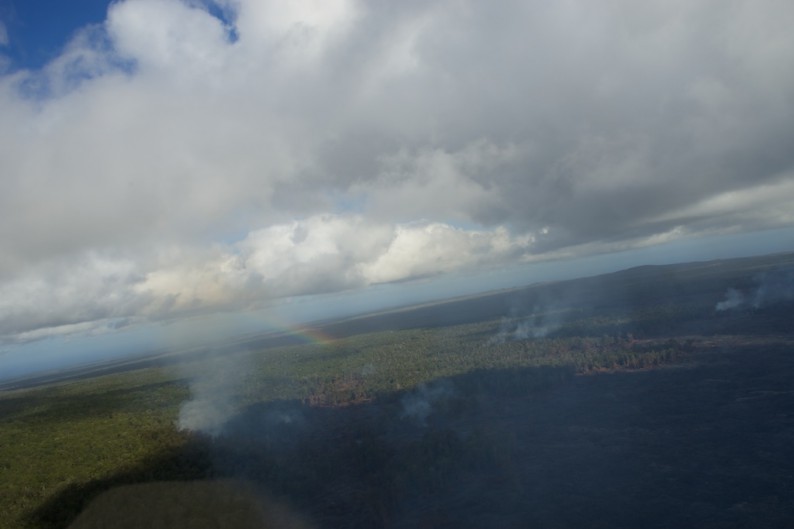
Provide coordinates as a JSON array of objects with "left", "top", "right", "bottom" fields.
[
  {"left": 1, "top": 0, "right": 794, "bottom": 343},
  {"left": 0, "top": 216, "right": 532, "bottom": 342},
  {"left": 137, "top": 217, "right": 533, "bottom": 311},
  {"left": 0, "top": 252, "right": 147, "bottom": 339}
]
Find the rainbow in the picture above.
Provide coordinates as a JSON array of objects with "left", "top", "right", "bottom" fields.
[
  {"left": 258, "top": 314, "right": 338, "bottom": 347},
  {"left": 279, "top": 323, "right": 338, "bottom": 347}
]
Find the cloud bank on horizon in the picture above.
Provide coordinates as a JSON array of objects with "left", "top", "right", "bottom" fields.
[{"left": 1, "top": 0, "right": 793, "bottom": 344}]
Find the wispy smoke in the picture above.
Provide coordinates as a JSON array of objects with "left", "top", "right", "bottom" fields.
[
  {"left": 401, "top": 381, "right": 456, "bottom": 425},
  {"left": 715, "top": 268, "right": 794, "bottom": 312},
  {"left": 715, "top": 288, "right": 746, "bottom": 312},
  {"left": 177, "top": 349, "right": 252, "bottom": 437},
  {"left": 167, "top": 314, "right": 256, "bottom": 437},
  {"left": 489, "top": 306, "right": 564, "bottom": 344},
  {"left": 752, "top": 268, "right": 794, "bottom": 307}
]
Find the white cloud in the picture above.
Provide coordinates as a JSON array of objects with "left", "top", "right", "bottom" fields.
[
  {"left": 354, "top": 142, "right": 508, "bottom": 223},
  {"left": 0, "top": 252, "right": 148, "bottom": 339},
  {"left": 0, "top": 215, "right": 535, "bottom": 343},
  {"left": 229, "top": 0, "right": 359, "bottom": 65},
  {"left": 650, "top": 175, "right": 794, "bottom": 231},
  {"left": 359, "top": 223, "right": 532, "bottom": 284},
  {"left": 134, "top": 216, "right": 533, "bottom": 314},
  {"left": 1, "top": 0, "right": 794, "bottom": 343},
  {"left": 107, "top": 0, "right": 232, "bottom": 75}
]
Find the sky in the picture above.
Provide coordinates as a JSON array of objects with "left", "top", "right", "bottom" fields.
[{"left": 1, "top": 0, "right": 794, "bottom": 377}]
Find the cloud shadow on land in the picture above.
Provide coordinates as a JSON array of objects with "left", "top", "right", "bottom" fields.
[
  {"left": 29, "top": 439, "right": 215, "bottom": 529},
  {"left": 0, "top": 379, "right": 185, "bottom": 424},
  {"left": 32, "top": 343, "right": 794, "bottom": 529}
]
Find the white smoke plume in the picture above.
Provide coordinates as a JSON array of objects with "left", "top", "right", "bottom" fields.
[
  {"left": 751, "top": 269, "right": 794, "bottom": 308},
  {"left": 489, "top": 306, "right": 565, "bottom": 344},
  {"left": 715, "top": 268, "right": 794, "bottom": 312},
  {"left": 715, "top": 288, "right": 746, "bottom": 312},
  {"left": 177, "top": 348, "right": 253, "bottom": 437},
  {"left": 401, "top": 381, "right": 456, "bottom": 425},
  {"left": 167, "top": 314, "right": 256, "bottom": 437}
]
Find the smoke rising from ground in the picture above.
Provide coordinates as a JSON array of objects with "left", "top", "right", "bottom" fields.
[
  {"left": 489, "top": 312, "right": 563, "bottom": 344},
  {"left": 177, "top": 349, "right": 252, "bottom": 437},
  {"left": 489, "top": 301, "right": 569, "bottom": 344},
  {"left": 169, "top": 315, "right": 256, "bottom": 437},
  {"left": 715, "top": 288, "right": 746, "bottom": 312},
  {"left": 715, "top": 268, "right": 794, "bottom": 312},
  {"left": 401, "top": 380, "right": 456, "bottom": 425}
]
